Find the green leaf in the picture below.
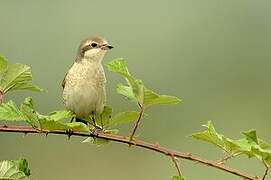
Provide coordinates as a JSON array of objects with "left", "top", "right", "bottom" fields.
[
  {"left": 144, "top": 88, "right": 181, "bottom": 107},
  {"left": 0, "top": 158, "right": 30, "bottom": 180},
  {"left": 107, "top": 58, "right": 181, "bottom": 107},
  {"left": 20, "top": 97, "right": 89, "bottom": 132},
  {"left": 46, "top": 110, "right": 75, "bottom": 121},
  {"left": 106, "top": 58, "right": 131, "bottom": 78},
  {"left": 0, "top": 100, "right": 26, "bottom": 121},
  {"left": 251, "top": 146, "right": 271, "bottom": 167},
  {"left": 37, "top": 108, "right": 87, "bottom": 132},
  {"left": 106, "top": 58, "right": 144, "bottom": 104},
  {"left": 192, "top": 121, "right": 241, "bottom": 154},
  {"left": 0, "top": 55, "right": 44, "bottom": 94},
  {"left": 192, "top": 121, "right": 271, "bottom": 167},
  {"left": 82, "top": 137, "right": 109, "bottom": 145},
  {"left": 192, "top": 121, "right": 227, "bottom": 150},
  {"left": 171, "top": 175, "right": 186, "bottom": 180},
  {"left": 39, "top": 119, "right": 89, "bottom": 132},
  {"left": 108, "top": 111, "right": 139, "bottom": 128},
  {"left": 95, "top": 106, "right": 112, "bottom": 127},
  {"left": 242, "top": 130, "right": 258, "bottom": 144},
  {"left": 12, "top": 159, "right": 31, "bottom": 177},
  {"left": 116, "top": 84, "right": 135, "bottom": 101},
  {"left": 20, "top": 97, "right": 40, "bottom": 127}
]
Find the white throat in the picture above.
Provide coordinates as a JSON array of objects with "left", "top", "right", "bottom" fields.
[{"left": 83, "top": 49, "right": 106, "bottom": 63}]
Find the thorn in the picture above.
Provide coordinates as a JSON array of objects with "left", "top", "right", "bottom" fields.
[
  {"left": 3, "top": 124, "right": 7, "bottom": 128},
  {"left": 66, "top": 129, "right": 73, "bottom": 140},
  {"left": 154, "top": 142, "right": 160, "bottom": 148}
]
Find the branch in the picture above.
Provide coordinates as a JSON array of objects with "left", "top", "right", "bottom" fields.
[{"left": 0, "top": 125, "right": 257, "bottom": 180}]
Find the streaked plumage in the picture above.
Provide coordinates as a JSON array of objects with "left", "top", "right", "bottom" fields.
[{"left": 62, "top": 37, "right": 113, "bottom": 120}]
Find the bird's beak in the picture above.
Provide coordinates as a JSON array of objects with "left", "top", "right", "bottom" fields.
[{"left": 101, "top": 44, "right": 114, "bottom": 50}]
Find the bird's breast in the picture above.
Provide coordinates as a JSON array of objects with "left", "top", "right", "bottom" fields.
[{"left": 62, "top": 61, "right": 106, "bottom": 118}]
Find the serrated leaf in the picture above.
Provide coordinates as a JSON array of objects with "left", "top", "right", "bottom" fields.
[
  {"left": 192, "top": 121, "right": 271, "bottom": 168},
  {"left": 39, "top": 119, "right": 89, "bottom": 132},
  {"left": 108, "top": 111, "right": 139, "bottom": 128},
  {"left": 0, "top": 55, "right": 44, "bottom": 94},
  {"left": 192, "top": 121, "right": 242, "bottom": 154},
  {"left": 171, "top": 175, "right": 186, "bottom": 180},
  {"left": 144, "top": 88, "right": 181, "bottom": 107},
  {"left": 107, "top": 58, "right": 181, "bottom": 106},
  {"left": 0, "top": 100, "right": 26, "bottom": 121},
  {"left": 106, "top": 58, "right": 131, "bottom": 77},
  {"left": 20, "top": 97, "right": 88, "bottom": 132},
  {"left": 0, "top": 159, "right": 30, "bottom": 180},
  {"left": 46, "top": 110, "right": 75, "bottom": 121},
  {"left": 37, "top": 108, "right": 87, "bottom": 132},
  {"left": 242, "top": 130, "right": 258, "bottom": 144},
  {"left": 12, "top": 159, "right": 31, "bottom": 177},
  {"left": 116, "top": 84, "right": 135, "bottom": 101},
  {"left": 96, "top": 106, "right": 112, "bottom": 127},
  {"left": 106, "top": 58, "right": 144, "bottom": 103},
  {"left": 20, "top": 97, "right": 40, "bottom": 127},
  {"left": 251, "top": 146, "right": 271, "bottom": 167},
  {"left": 192, "top": 121, "right": 226, "bottom": 150}
]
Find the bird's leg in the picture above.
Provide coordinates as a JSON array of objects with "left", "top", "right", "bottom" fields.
[
  {"left": 91, "top": 115, "right": 97, "bottom": 126},
  {"left": 90, "top": 114, "right": 102, "bottom": 130},
  {"left": 70, "top": 116, "right": 75, "bottom": 123},
  {"left": 101, "top": 118, "right": 104, "bottom": 129}
]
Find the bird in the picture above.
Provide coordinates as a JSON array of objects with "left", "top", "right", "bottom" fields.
[{"left": 62, "top": 37, "right": 113, "bottom": 125}]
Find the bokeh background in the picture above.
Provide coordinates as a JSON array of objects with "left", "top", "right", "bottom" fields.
[{"left": 0, "top": 0, "right": 271, "bottom": 179}]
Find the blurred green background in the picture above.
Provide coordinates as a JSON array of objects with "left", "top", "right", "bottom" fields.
[{"left": 0, "top": 0, "right": 271, "bottom": 179}]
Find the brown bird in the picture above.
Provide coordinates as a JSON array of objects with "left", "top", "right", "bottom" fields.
[{"left": 62, "top": 37, "right": 113, "bottom": 124}]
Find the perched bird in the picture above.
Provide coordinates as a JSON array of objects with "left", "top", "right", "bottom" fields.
[{"left": 62, "top": 37, "right": 113, "bottom": 124}]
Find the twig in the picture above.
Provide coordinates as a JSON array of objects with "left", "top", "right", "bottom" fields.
[
  {"left": 0, "top": 125, "right": 256, "bottom": 180},
  {"left": 129, "top": 103, "right": 144, "bottom": 141},
  {"left": 171, "top": 155, "right": 182, "bottom": 176},
  {"left": 262, "top": 163, "right": 269, "bottom": 180},
  {"left": 217, "top": 153, "right": 235, "bottom": 165}
]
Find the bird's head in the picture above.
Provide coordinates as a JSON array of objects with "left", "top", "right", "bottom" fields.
[{"left": 77, "top": 36, "right": 113, "bottom": 62}]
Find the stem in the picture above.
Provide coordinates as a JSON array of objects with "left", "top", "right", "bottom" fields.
[
  {"left": 129, "top": 103, "right": 144, "bottom": 141},
  {"left": 171, "top": 156, "right": 182, "bottom": 177},
  {"left": 0, "top": 125, "right": 256, "bottom": 180},
  {"left": 262, "top": 163, "right": 269, "bottom": 180},
  {"left": 217, "top": 153, "right": 235, "bottom": 165},
  {"left": 0, "top": 90, "right": 3, "bottom": 104}
]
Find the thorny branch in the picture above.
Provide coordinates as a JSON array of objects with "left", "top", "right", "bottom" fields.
[{"left": 0, "top": 125, "right": 260, "bottom": 180}]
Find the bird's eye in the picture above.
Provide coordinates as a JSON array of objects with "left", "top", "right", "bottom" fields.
[{"left": 90, "top": 43, "right": 97, "bottom": 48}]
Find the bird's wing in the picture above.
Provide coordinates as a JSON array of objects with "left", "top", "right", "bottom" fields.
[
  {"left": 62, "top": 73, "right": 67, "bottom": 89},
  {"left": 62, "top": 62, "right": 75, "bottom": 89}
]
